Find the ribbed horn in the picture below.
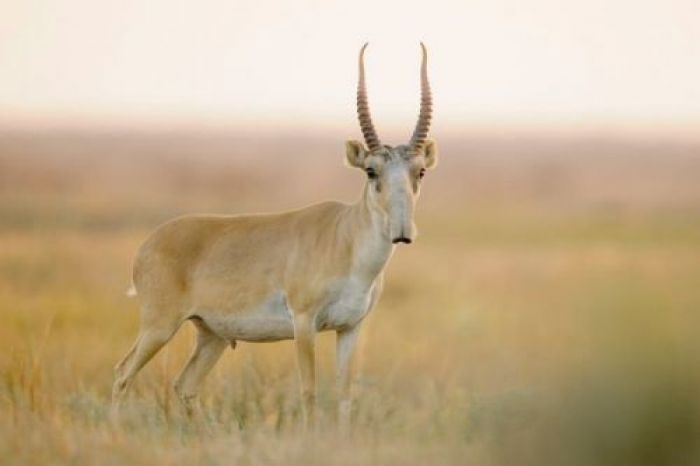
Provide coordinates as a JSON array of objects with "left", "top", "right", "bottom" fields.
[
  {"left": 409, "top": 42, "right": 432, "bottom": 152},
  {"left": 357, "top": 43, "right": 382, "bottom": 152}
]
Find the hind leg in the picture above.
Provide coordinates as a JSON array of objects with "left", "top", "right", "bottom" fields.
[
  {"left": 111, "top": 317, "right": 182, "bottom": 414},
  {"left": 173, "top": 319, "right": 228, "bottom": 417},
  {"left": 114, "top": 335, "right": 140, "bottom": 375}
]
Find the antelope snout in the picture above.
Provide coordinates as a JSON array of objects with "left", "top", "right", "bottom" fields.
[
  {"left": 386, "top": 173, "right": 417, "bottom": 245},
  {"left": 388, "top": 200, "right": 416, "bottom": 245},
  {"left": 390, "top": 221, "right": 416, "bottom": 244}
]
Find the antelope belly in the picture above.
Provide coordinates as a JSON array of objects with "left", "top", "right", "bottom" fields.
[{"left": 198, "top": 291, "right": 295, "bottom": 342}]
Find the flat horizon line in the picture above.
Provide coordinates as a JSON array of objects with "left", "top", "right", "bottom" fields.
[{"left": 1, "top": 121, "right": 698, "bottom": 144}]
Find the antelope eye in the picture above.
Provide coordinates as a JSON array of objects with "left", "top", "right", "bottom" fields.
[
  {"left": 418, "top": 168, "right": 426, "bottom": 179},
  {"left": 365, "top": 168, "right": 378, "bottom": 179}
]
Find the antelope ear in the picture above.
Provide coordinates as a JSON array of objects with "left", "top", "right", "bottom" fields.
[
  {"left": 423, "top": 139, "right": 438, "bottom": 169},
  {"left": 345, "top": 140, "right": 368, "bottom": 168}
]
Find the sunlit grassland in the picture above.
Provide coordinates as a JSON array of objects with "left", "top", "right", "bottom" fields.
[{"left": 1, "top": 133, "right": 699, "bottom": 465}]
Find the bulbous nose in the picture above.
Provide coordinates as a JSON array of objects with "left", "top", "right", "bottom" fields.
[{"left": 392, "top": 237, "right": 413, "bottom": 244}]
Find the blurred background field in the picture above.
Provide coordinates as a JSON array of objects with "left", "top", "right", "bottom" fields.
[{"left": 1, "top": 130, "right": 699, "bottom": 465}]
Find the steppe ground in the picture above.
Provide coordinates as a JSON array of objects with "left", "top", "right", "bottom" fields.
[{"left": 1, "top": 131, "right": 699, "bottom": 465}]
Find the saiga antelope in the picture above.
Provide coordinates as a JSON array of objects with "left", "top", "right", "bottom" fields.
[{"left": 112, "top": 43, "right": 438, "bottom": 428}]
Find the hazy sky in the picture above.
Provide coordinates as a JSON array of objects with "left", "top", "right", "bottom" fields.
[{"left": 1, "top": 0, "right": 698, "bottom": 134}]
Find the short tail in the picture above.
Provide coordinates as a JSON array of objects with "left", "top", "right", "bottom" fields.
[{"left": 125, "top": 283, "right": 137, "bottom": 298}]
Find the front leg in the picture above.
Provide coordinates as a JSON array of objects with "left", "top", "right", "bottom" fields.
[
  {"left": 293, "top": 313, "right": 317, "bottom": 429},
  {"left": 336, "top": 324, "right": 361, "bottom": 431},
  {"left": 335, "top": 276, "right": 382, "bottom": 430}
]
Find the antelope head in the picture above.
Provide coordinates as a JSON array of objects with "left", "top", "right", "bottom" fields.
[{"left": 345, "top": 43, "right": 438, "bottom": 245}]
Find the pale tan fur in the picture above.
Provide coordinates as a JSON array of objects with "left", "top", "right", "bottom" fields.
[{"left": 112, "top": 140, "right": 438, "bottom": 428}]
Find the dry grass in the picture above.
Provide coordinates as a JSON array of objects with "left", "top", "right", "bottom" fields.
[{"left": 1, "top": 131, "right": 699, "bottom": 465}]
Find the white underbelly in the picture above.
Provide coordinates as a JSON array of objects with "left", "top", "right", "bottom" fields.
[
  {"left": 195, "top": 291, "right": 295, "bottom": 342},
  {"left": 193, "top": 280, "right": 377, "bottom": 342}
]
